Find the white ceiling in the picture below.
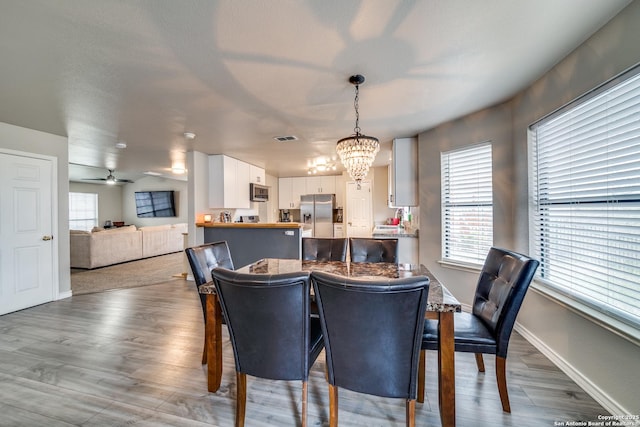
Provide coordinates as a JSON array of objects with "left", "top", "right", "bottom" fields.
[{"left": 0, "top": 0, "right": 632, "bottom": 183}]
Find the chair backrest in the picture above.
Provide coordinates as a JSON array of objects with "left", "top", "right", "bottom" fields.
[
  {"left": 311, "top": 270, "right": 429, "bottom": 399},
  {"left": 349, "top": 238, "right": 398, "bottom": 263},
  {"left": 212, "top": 267, "right": 319, "bottom": 381},
  {"left": 472, "top": 247, "right": 539, "bottom": 357},
  {"left": 185, "top": 241, "right": 235, "bottom": 287},
  {"left": 302, "top": 237, "right": 348, "bottom": 261}
]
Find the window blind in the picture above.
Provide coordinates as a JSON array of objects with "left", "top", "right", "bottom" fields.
[
  {"left": 69, "top": 192, "right": 98, "bottom": 231},
  {"left": 530, "top": 68, "right": 640, "bottom": 327},
  {"left": 441, "top": 143, "right": 493, "bottom": 264}
]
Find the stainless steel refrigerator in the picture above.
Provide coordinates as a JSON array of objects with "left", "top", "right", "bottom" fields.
[{"left": 300, "top": 194, "right": 335, "bottom": 237}]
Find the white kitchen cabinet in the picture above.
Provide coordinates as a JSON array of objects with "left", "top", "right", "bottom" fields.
[
  {"left": 333, "top": 223, "right": 344, "bottom": 238},
  {"left": 278, "top": 177, "right": 307, "bottom": 209},
  {"left": 209, "top": 155, "right": 251, "bottom": 209},
  {"left": 249, "top": 164, "right": 265, "bottom": 184},
  {"left": 388, "top": 137, "right": 418, "bottom": 207},
  {"left": 306, "top": 175, "right": 336, "bottom": 194},
  {"left": 278, "top": 178, "right": 293, "bottom": 209},
  {"left": 398, "top": 237, "right": 419, "bottom": 264},
  {"left": 236, "top": 160, "right": 251, "bottom": 207}
]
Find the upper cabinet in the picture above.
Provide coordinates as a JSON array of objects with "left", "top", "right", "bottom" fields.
[
  {"left": 279, "top": 175, "right": 341, "bottom": 209},
  {"left": 278, "top": 177, "right": 307, "bottom": 209},
  {"left": 208, "top": 155, "right": 252, "bottom": 209},
  {"left": 388, "top": 137, "right": 418, "bottom": 207},
  {"left": 249, "top": 164, "right": 265, "bottom": 184},
  {"left": 305, "top": 175, "right": 335, "bottom": 194}
]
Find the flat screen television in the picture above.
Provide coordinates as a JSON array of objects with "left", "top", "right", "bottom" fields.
[{"left": 135, "top": 191, "right": 176, "bottom": 217}]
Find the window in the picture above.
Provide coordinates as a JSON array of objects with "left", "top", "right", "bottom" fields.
[
  {"left": 441, "top": 143, "right": 493, "bottom": 264},
  {"left": 69, "top": 192, "right": 98, "bottom": 231},
  {"left": 529, "top": 66, "right": 640, "bottom": 329}
]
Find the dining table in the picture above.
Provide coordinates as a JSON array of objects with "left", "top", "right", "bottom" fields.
[{"left": 198, "top": 258, "right": 461, "bottom": 427}]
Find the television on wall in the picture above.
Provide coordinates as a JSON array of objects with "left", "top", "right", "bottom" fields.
[{"left": 135, "top": 191, "right": 176, "bottom": 217}]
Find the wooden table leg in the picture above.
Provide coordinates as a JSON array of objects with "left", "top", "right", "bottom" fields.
[
  {"left": 206, "top": 293, "right": 223, "bottom": 392},
  {"left": 438, "top": 311, "right": 455, "bottom": 427}
]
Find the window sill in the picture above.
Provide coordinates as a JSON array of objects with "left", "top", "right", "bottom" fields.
[
  {"left": 437, "top": 259, "right": 483, "bottom": 274},
  {"left": 530, "top": 281, "right": 640, "bottom": 347}
]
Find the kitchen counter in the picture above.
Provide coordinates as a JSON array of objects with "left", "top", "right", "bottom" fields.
[
  {"left": 196, "top": 222, "right": 305, "bottom": 229},
  {"left": 371, "top": 225, "right": 419, "bottom": 238}
]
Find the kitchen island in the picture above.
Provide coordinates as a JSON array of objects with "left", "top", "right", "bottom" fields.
[{"left": 197, "top": 222, "right": 305, "bottom": 268}]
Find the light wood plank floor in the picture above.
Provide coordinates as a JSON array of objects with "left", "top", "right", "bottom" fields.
[{"left": 0, "top": 279, "right": 608, "bottom": 426}]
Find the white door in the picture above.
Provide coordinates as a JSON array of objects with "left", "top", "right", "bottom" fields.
[
  {"left": 346, "top": 180, "right": 373, "bottom": 237},
  {"left": 0, "top": 152, "right": 56, "bottom": 315}
]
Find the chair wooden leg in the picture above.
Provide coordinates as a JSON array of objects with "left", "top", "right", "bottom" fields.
[
  {"left": 496, "top": 356, "right": 511, "bottom": 413},
  {"left": 475, "top": 353, "right": 485, "bottom": 372},
  {"left": 236, "top": 372, "right": 247, "bottom": 427},
  {"left": 328, "top": 384, "right": 338, "bottom": 427},
  {"left": 201, "top": 337, "right": 207, "bottom": 364},
  {"left": 417, "top": 350, "right": 425, "bottom": 404},
  {"left": 301, "top": 381, "right": 308, "bottom": 427},
  {"left": 406, "top": 399, "right": 416, "bottom": 427}
]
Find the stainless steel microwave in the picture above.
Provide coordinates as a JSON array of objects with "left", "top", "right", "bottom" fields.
[{"left": 250, "top": 183, "right": 269, "bottom": 202}]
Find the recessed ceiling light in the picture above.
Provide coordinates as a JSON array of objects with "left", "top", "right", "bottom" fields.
[
  {"left": 115, "top": 141, "right": 127, "bottom": 149},
  {"left": 183, "top": 132, "right": 196, "bottom": 140}
]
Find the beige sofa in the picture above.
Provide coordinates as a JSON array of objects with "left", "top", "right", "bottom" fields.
[{"left": 70, "top": 223, "right": 187, "bottom": 269}]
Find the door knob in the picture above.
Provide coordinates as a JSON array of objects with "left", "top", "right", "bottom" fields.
[{"left": 42, "top": 235, "right": 53, "bottom": 241}]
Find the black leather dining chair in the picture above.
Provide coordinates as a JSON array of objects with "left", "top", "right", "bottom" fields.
[
  {"left": 349, "top": 237, "right": 398, "bottom": 263},
  {"left": 310, "top": 270, "right": 430, "bottom": 427},
  {"left": 418, "top": 247, "right": 539, "bottom": 412},
  {"left": 302, "top": 237, "right": 348, "bottom": 261},
  {"left": 185, "top": 241, "right": 234, "bottom": 363},
  {"left": 212, "top": 268, "right": 324, "bottom": 427}
]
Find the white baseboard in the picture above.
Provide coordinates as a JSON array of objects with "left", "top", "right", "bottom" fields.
[
  {"left": 514, "top": 322, "right": 629, "bottom": 416},
  {"left": 57, "top": 290, "right": 73, "bottom": 300}
]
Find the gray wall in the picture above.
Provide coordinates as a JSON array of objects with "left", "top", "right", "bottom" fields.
[
  {"left": 0, "top": 122, "right": 70, "bottom": 295},
  {"left": 418, "top": 1, "right": 640, "bottom": 414},
  {"left": 71, "top": 177, "right": 188, "bottom": 229},
  {"left": 121, "top": 175, "right": 188, "bottom": 227},
  {"left": 69, "top": 182, "right": 123, "bottom": 228}
]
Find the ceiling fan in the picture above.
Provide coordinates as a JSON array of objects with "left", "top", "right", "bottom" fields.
[{"left": 83, "top": 169, "right": 134, "bottom": 185}]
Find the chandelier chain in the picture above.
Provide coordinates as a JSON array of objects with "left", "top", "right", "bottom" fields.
[{"left": 353, "top": 84, "right": 361, "bottom": 135}]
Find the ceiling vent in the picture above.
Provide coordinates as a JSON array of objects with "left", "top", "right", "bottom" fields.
[{"left": 273, "top": 135, "right": 298, "bottom": 142}]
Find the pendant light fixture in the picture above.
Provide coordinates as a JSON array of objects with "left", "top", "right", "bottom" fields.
[{"left": 336, "top": 74, "right": 379, "bottom": 187}]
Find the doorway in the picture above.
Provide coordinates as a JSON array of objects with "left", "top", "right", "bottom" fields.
[
  {"left": 0, "top": 151, "right": 57, "bottom": 315},
  {"left": 345, "top": 180, "right": 373, "bottom": 237}
]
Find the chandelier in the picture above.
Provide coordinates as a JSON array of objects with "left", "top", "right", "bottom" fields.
[{"left": 336, "top": 74, "right": 379, "bottom": 186}]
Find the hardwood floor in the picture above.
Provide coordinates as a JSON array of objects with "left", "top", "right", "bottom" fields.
[{"left": 0, "top": 279, "right": 608, "bottom": 426}]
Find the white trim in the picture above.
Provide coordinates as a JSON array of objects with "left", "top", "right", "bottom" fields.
[
  {"left": 0, "top": 148, "right": 60, "bottom": 306},
  {"left": 515, "top": 322, "right": 632, "bottom": 416},
  {"left": 437, "top": 259, "right": 482, "bottom": 274},
  {"left": 57, "top": 290, "right": 72, "bottom": 300}
]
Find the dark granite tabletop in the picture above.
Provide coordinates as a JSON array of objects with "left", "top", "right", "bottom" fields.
[{"left": 199, "top": 258, "right": 460, "bottom": 313}]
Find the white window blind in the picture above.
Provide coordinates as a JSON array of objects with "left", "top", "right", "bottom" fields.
[
  {"left": 529, "top": 68, "right": 640, "bottom": 328},
  {"left": 69, "top": 192, "right": 98, "bottom": 231},
  {"left": 441, "top": 143, "right": 493, "bottom": 264}
]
